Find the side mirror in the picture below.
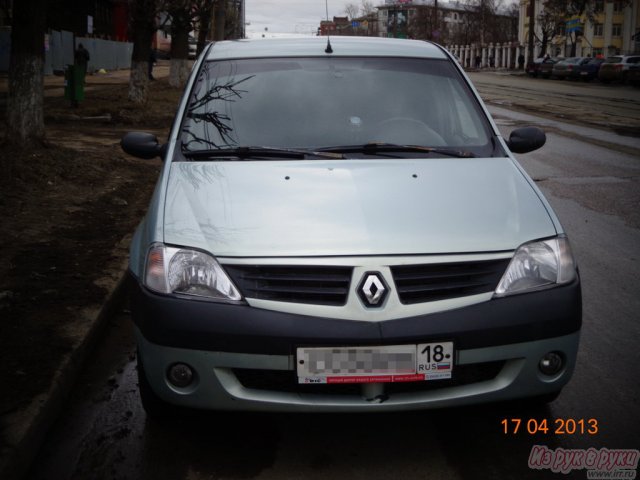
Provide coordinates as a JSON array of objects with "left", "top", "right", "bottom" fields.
[
  {"left": 506, "top": 127, "right": 546, "bottom": 154},
  {"left": 121, "top": 132, "right": 166, "bottom": 159}
]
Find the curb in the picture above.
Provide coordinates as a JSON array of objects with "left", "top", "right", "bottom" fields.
[{"left": 0, "top": 266, "right": 130, "bottom": 480}]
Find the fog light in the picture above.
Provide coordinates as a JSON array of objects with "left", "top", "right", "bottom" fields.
[
  {"left": 167, "top": 363, "right": 195, "bottom": 388},
  {"left": 539, "top": 352, "right": 564, "bottom": 376}
]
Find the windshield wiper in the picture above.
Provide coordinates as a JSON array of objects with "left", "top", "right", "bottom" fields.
[
  {"left": 318, "top": 143, "right": 476, "bottom": 158},
  {"left": 182, "top": 145, "right": 345, "bottom": 160}
]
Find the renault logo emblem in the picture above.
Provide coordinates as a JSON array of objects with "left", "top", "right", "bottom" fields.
[{"left": 357, "top": 272, "right": 389, "bottom": 308}]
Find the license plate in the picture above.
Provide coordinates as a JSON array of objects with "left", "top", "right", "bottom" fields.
[
  {"left": 296, "top": 343, "right": 454, "bottom": 384},
  {"left": 580, "top": 71, "right": 587, "bottom": 75}
]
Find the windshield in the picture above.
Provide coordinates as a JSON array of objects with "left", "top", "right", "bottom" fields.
[{"left": 180, "top": 57, "right": 496, "bottom": 157}]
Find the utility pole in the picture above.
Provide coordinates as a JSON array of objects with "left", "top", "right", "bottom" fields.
[{"left": 527, "top": 0, "right": 535, "bottom": 62}]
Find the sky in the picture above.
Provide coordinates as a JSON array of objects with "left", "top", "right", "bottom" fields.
[{"left": 245, "top": 0, "right": 361, "bottom": 37}]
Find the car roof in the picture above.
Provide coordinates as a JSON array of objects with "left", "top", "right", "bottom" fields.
[
  {"left": 206, "top": 36, "right": 448, "bottom": 61},
  {"left": 604, "top": 55, "right": 640, "bottom": 61}
]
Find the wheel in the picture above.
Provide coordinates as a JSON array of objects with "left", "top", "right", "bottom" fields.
[
  {"left": 372, "top": 117, "right": 446, "bottom": 146},
  {"left": 137, "top": 350, "right": 180, "bottom": 418}
]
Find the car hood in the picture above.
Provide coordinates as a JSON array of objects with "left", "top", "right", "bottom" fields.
[{"left": 163, "top": 158, "right": 556, "bottom": 257}]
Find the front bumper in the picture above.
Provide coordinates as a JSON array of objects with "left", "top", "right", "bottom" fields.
[
  {"left": 131, "top": 274, "right": 582, "bottom": 411},
  {"left": 136, "top": 327, "right": 580, "bottom": 412}
]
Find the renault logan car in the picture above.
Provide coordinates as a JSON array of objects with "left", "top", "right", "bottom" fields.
[{"left": 122, "top": 37, "right": 581, "bottom": 415}]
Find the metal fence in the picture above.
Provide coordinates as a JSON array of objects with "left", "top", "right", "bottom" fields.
[
  {"left": 0, "top": 29, "right": 132, "bottom": 74},
  {"left": 75, "top": 36, "right": 133, "bottom": 73},
  {"left": 45, "top": 30, "right": 74, "bottom": 74}
]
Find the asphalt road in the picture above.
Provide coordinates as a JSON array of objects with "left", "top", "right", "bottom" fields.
[
  {"left": 468, "top": 71, "right": 640, "bottom": 137},
  {"left": 27, "top": 74, "right": 640, "bottom": 480}
]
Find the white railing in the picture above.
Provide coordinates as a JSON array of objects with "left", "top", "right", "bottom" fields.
[{"left": 445, "top": 42, "right": 528, "bottom": 70}]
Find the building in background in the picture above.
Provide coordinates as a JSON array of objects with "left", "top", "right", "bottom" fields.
[
  {"left": 318, "top": 1, "right": 516, "bottom": 46},
  {"left": 318, "top": 14, "right": 379, "bottom": 37},
  {"left": 518, "top": 0, "right": 639, "bottom": 58}
]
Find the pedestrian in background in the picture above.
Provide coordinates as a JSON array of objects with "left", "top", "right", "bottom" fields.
[
  {"left": 475, "top": 55, "right": 481, "bottom": 69},
  {"left": 149, "top": 50, "right": 157, "bottom": 80},
  {"left": 518, "top": 54, "right": 525, "bottom": 70},
  {"left": 74, "top": 43, "right": 90, "bottom": 82}
]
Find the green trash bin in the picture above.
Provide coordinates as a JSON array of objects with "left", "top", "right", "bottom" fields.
[{"left": 64, "top": 64, "right": 85, "bottom": 105}]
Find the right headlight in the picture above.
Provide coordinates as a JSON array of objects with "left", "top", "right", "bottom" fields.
[
  {"left": 494, "top": 236, "right": 577, "bottom": 297},
  {"left": 144, "top": 243, "right": 242, "bottom": 302}
]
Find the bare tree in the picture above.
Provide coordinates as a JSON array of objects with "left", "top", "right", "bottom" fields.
[
  {"left": 213, "top": 0, "right": 226, "bottom": 41},
  {"left": 505, "top": 1, "right": 519, "bottom": 40},
  {"left": 224, "top": 2, "right": 242, "bottom": 38},
  {"left": 409, "top": 7, "right": 439, "bottom": 41},
  {"left": 453, "top": 0, "right": 483, "bottom": 45},
  {"left": 360, "top": 0, "right": 376, "bottom": 16},
  {"left": 194, "top": 0, "right": 214, "bottom": 54},
  {"left": 6, "top": 0, "right": 46, "bottom": 145},
  {"left": 449, "top": 0, "right": 514, "bottom": 46},
  {"left": 128, "top": 0, "right": 159, "bottom": 104},
  {"left": 536, "top": 1, "right": 564, "bottom": 57},
  {"left": 167, "top": 0, "right": 191, "bottom": 88},
  {"left": 344, "top": 2, "right": 359, "bottom": 19}
]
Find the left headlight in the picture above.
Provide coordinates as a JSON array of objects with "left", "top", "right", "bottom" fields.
[
  {"left": 494, "top": 236, "right": 577, "bottom": 297},
  {"left": 144, "top": 244, "right": 242, "bottom": 302}
]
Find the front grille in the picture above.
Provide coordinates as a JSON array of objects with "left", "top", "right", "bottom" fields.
[
  {"left": 233, "top": 361, "right": 505, "bottom": 396},
  {"left": 224, "top": 265, "right": 353, "bottom": 306},
  {"left": 391, "top": 259, "right": 510, "bottom": 304}
]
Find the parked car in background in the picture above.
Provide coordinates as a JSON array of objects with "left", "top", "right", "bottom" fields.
[
  {"left": 576, "top": 58, "right": 605, "bottom": 81},
  {"left": 525, "top": 58, "right": 543, "bottom": 77},
  {"left": 526, "top": 57, "right": 557, "bottom": 78},
  {"left": 121, "top": 37, "right": 581, "bottom": 416},
  {"left": 552, "top": 57, "right": 590, "bottom": 80},
  {"left": 539, "top": 57, "right": 559, "bottom": 78},
  {"left": 598, "top": 55, "right": 640, "bottom": 83},
  {"left": 627, "top": 64, "right": 640, "bottom": 87}
]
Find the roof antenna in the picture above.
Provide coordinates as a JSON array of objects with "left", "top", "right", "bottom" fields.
[{"left": 325, "top": 0, "right": 333, "bottom": 53}]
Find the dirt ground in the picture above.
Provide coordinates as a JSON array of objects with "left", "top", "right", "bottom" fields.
[{"left": 0, "top": 70, "right": 181, "bottom": 422}]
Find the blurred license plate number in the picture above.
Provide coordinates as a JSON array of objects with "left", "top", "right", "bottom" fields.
[{"left": 296, "top": 343, "right": 453, "bottom": 384}]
